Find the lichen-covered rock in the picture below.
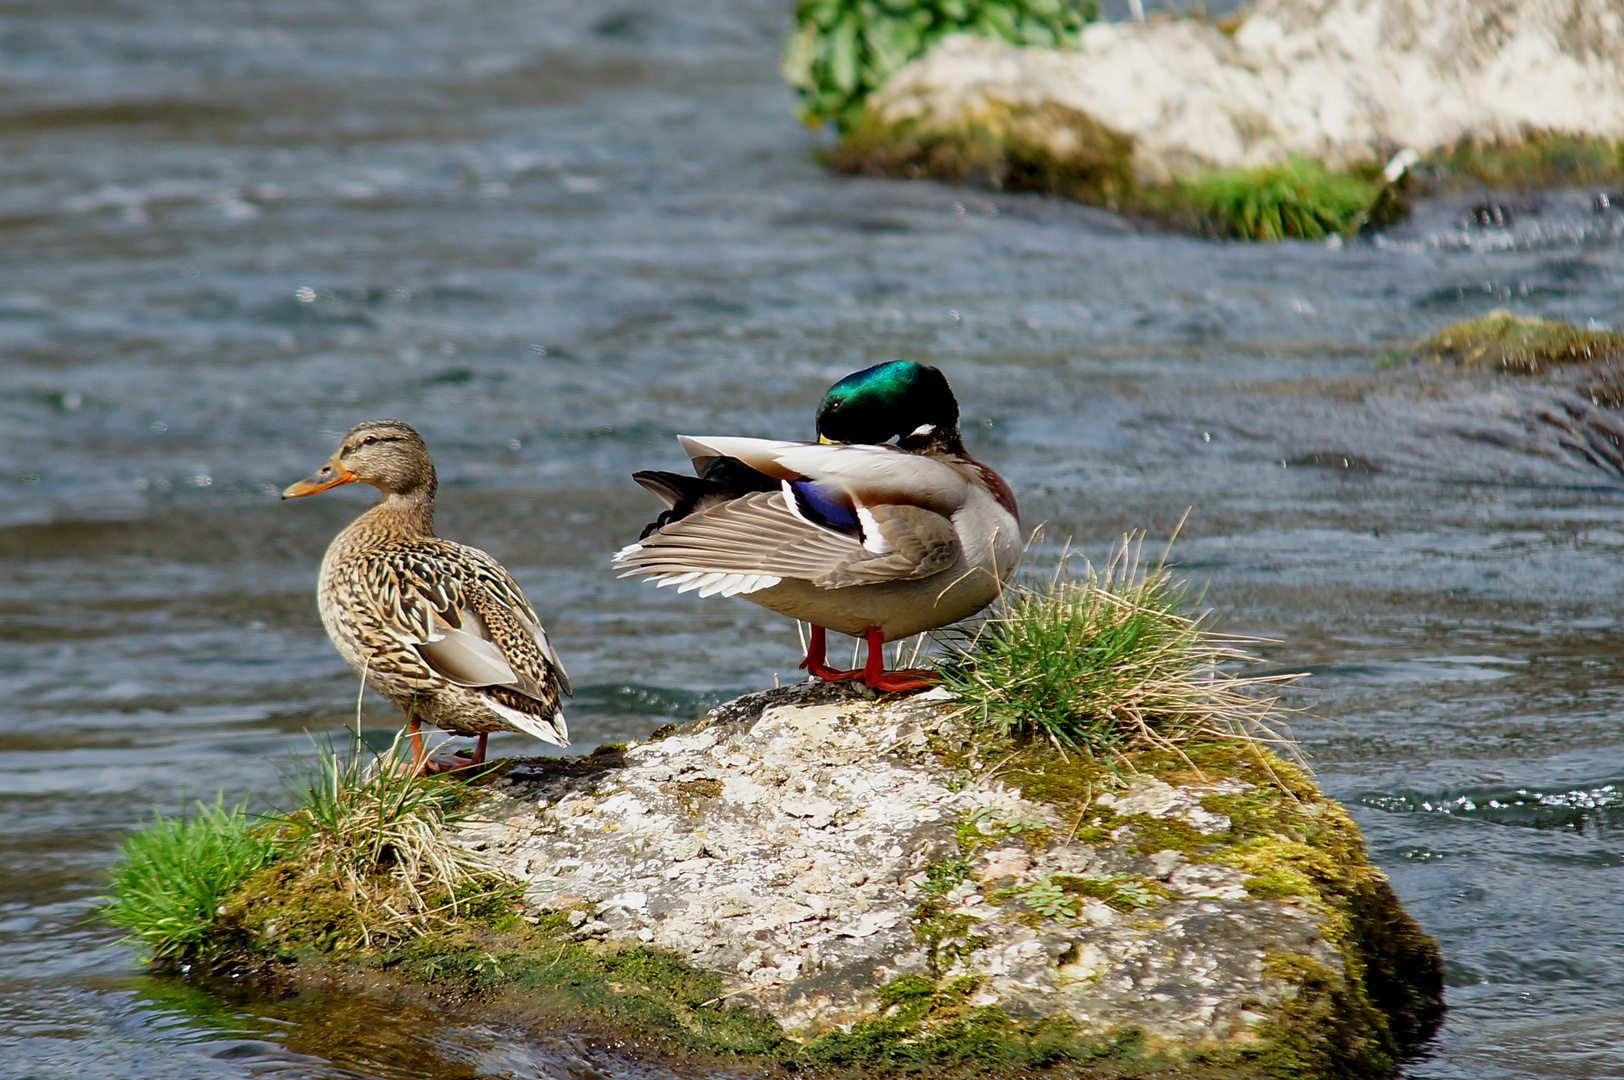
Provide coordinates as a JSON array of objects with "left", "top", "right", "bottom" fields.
[
  {"left": 1403, "top": 309, "right": 1624, "bottom": 375},
  {"left": 855, "top": 0, "right": 1624, "bottom": 185},
  {"left": 461, "top": 682, "right": 1443, "bottom": 1076}
]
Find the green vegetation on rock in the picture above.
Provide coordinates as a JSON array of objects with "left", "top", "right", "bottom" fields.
[
  {"left": 783, "top": 0, "right": 1097, "bottom": 131},
  {"left": 1164, "top": 158, "right": 1385, "bottom": 241},
  {"left": 102, "top": 733, "right": 505, "bottom": 960},
  {"left": 1431, "top": 130, "right": 1624, "bottom": 192},
  {"left": 100, "top": 797, "right": 275, "bottom": 960},
  {"left": 940, "top": 538, "right": 1298, "bottom": 761},
  {"left": 798, "top": 972, "right": 1139, "bottom": 1070},
  {"left": 263, "top": 733, "right": 508, "bottom": 947},
  {"left": 1400, "top": 309, "right": 1624, "bottom": 375}
]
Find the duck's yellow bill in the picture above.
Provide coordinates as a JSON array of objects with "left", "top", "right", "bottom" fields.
[{"left": 282, "top": 455, "right": 355, "bottom": 499}]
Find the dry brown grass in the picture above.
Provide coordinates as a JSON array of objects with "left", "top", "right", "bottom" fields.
[{"left": 266, "top": 731, "right": 511, "bottom": 945}]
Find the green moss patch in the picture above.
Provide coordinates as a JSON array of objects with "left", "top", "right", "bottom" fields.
[
  {"left": 1000, "top": 873, "right": 1167, "bottom": 920},
  {"left": 1430, "top": 131, "right": 1624, "bottom": 192},
  {"left": 932, "top": 720, "right": 1443, "bottom": 1076},
  {"left": 343, "top": 923, "right": 787, "bottom": 1057},
  {"left": 828, "top": 99, "right": 1136, "bottom": 207},
  {"left": 799, "top": 972, "right": 1140, "bottom": 1071},
  {"left": 912, "top": 898, "right": 989, "bottom": 976},
  {"left": 1399, "top": 309, "right": 1624, "bottom": 375}
]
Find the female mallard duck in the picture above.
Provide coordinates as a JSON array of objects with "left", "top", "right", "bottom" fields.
[
  {"left": 614, "top": 361, "right": 1020, "bottom": 691},
  {"left": 282, "top": 420, "right": 570, "bottom": 772}
]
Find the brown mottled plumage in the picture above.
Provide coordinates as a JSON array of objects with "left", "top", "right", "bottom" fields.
[{"left": 283, "top": 420, "right": 569, "bottom": 771}]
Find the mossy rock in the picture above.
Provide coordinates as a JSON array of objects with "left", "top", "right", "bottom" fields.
[
  {"left": 829, "top": 98, "right": 1407, "bottom": 241},
  {"left": 827, "top": 98, "right": 1137, "bottom": 207},
  {"left": 1429, "top": 131, "right": 1624, "bottom": 193},
  {"left": 121, "top": 684, "right": 1444, "bottom": 1078},
  {"left": 1401, "top": 310, "right": 1624, "bottom": 376},
  {"left": 946, "top": 735, "right": 1445, "bottom": 1077}
]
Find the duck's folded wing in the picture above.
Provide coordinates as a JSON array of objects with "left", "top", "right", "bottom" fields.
[
  {"left": 614, "top": 490, "right": 959, "bottom": 595},
  {"left": 445, "top": 551, "right": 573, "bottom": 702},
  {"left": 374, "top": 548, "right": 569, "bottom": 701}
]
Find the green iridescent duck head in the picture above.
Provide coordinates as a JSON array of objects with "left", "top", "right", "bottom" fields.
[{"left": 814, "top": 361, "right": 961, "bottom": 452}]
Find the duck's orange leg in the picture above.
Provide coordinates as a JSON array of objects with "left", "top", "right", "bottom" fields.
[
  {"left": 858, "top": 626, "right": 937, "bottom": 692},
  {"left": 406, "top": 711, "right": 431, "bottom": 774},
  {"left": 405, "top": 713, "right": 488, "bottom": 775},
  {"left": 798, "top": 624, "right": 860, "bottom": 681}
]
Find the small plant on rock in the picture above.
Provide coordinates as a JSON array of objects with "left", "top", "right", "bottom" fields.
[
  {"left": 100, "top": 796, "right": 275, "bottom": 960},
  {"left": 940, "top": 533, "right": 1298, "bottom": 762},
  {"left": 1014, "top": 876, "right": 1079, "bottom": 918},
  {"left": 922, "top": 858, "right": 972, "bottom": 896},
  {"left": 1108, "top": 877, "right": 1158, "bottom": 909},
  {"left": 783, "top": 0, "right": 1097, "bottom": 130}
]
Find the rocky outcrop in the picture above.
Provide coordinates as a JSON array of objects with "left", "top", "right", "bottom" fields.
[
  {"left": 460, "top": 682, "right": 1443, "bottom": 1075},
  {"left": 855, "top": 0, "right": 1624, "bottom": 185}
]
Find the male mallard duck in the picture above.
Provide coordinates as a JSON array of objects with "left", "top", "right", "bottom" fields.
[
  {"left": 614, "top": 362, "right": 1020, "bottom": 691},
  {"left": 282, "top": 420, "right": 570, "bottom": 772}
]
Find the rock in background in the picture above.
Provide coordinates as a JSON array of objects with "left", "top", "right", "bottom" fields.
[
  {"left": 461, "top": 682, "right": 1443, "bottom": 1076},
  {"left": 857, "top": 0, "right": 1624, "bottom": 185}
]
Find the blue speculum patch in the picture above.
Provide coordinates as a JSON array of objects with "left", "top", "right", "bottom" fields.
[{"left": 789, "top": 479, "right": 861, "bottom": 536}]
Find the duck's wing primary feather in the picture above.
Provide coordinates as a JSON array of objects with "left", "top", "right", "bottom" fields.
[{"left": 614, "top": 489, "right": 959, "bottom": 593}]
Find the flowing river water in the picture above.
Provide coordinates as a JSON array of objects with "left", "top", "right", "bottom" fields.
[{"left": 4, "top": 1, "right": 1624, "bottom": 1077}]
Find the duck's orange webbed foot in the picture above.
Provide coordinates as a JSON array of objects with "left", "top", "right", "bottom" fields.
[
  {"left": 406, "top": 720, "right": 490, "bottom": 777},
  {"left": 863, "top": 668, "right": 939, "bottom": 692},
  {"left": 857, "top": 627, "right": 938, "bottom": 693}
]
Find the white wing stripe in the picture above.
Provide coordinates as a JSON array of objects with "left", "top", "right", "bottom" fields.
[{"left": 679, "top": 571, "right": 728, "bottom": 595}]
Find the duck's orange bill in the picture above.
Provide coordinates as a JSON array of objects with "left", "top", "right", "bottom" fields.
[{"left": 281, "top": 454, "right": 356, "bottom": 499}]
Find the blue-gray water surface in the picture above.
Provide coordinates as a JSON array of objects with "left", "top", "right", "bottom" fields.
[{"left": 4, "top": 1, "right": 1624, "bottom": 1077}]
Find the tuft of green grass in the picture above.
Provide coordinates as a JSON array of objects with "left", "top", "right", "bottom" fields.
[
  {"left": 263, "top": 732, "right": 508, "bottom": 945},
  {"left": 939, "top": 535, "right": 1298, "bottom": 762},
  {"left": 1169, "top": 157, "right": 1383, "bottom": 241},
  {"left": 100, "top": 796, "right": 275, "bottom": 960},
  {"left": 1401, "top": 309, "right": 1624, "bottom": 375},
  {"left": 783, "top": 0, "right": 1097, "bottom": 131},
  {"left": 103, "top": 731, "right": 514, "bottom": 959}
]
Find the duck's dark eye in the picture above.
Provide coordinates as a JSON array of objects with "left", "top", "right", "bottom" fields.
[{"left": 362, "top": 435, "right": 377, "bottom": 445}]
